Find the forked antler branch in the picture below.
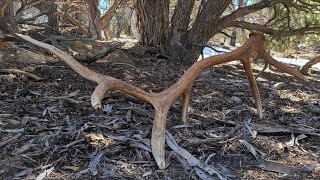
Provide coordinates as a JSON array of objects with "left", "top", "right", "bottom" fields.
[{"left": 16, "top": 33, "right": 306, "bottom": 169}]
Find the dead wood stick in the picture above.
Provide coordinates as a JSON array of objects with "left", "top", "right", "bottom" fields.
[
  {"left": 0, "top": 68, "right": 44, "bottom": 81},
  {"left": 15, "top": 32, "right": 306, "bottom": 169},
  {"left": 166, "top": 131, "right": 228, "bottom": 179}
]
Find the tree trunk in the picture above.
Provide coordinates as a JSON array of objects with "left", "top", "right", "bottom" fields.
[
  {"left": 230, "top": 31, "right": 237, "bottom": 46},
  {"left": 300, "top": 55, "right": 320, "bottom": 75},
  {"left": 135, "top": 0, "right": 230, "bottom": 64},
  {"left": 162, "top": 0, "right": 195, "bottom": 61},
  {"left": 135, "top": 0, "right": 169, "bottom": 47},
  {"left": 130, "top": 9, "right": 140, "bottom": 39},
  {"left": 88, "top": 0, "right": 106, "bottom": 40},
  {"left": 36, "top": 0, "right": 59, "bottom": 34},
  {"left": 171, "top": 0, "right": 230, "bottom": 64},
  {"left": 0, "top": 0, "right": 17, "bottom": 33}
]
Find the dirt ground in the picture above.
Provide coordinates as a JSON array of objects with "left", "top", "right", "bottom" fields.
[{"left": 0, "top": 41, "right": 319, "bottom": 179}]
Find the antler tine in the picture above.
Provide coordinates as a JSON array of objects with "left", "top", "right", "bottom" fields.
[
  {"left": 248, "top": 33, "right": 308, "bottom": 82},
  {"left": 241, "top": 59, "right": 263, "bottom": 119},
  {"left": 181, "top": 88, "right": 192, "bottom": 124},
  {"left": 259, "top": 50, "right": 308, "bottom": 82},
  {"left": 91, "top": 79, "right": 156, "bottom": 110}
]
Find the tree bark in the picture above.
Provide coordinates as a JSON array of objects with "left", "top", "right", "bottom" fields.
[
  {"left": 87, "top": 0, "right": 106, "bottom": 40},
  {"left": 300, "top": 55, "right": 320, "bottom": 75},
  {"left": 172, "top": 0, "right": 230, "bottom": 63},
  {"left": 162, "top": 0, "right": 195, "bottom": 61},
  {"left": 35, "top": 0, "right": 59, "bottom": 34},
  {"left": 47, "top": 0, "right": 59, "bottom": 33},
  {"left": 135, "top": 0, "right": 169, "bottom": 47},
  {"left": 230, "top": 31, "right": 237, "bottom": 46},
  {"left": 0, "top": 0, "right": 17, "bottom": 33}
]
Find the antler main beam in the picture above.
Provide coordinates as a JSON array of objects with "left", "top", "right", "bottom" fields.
[{"left": 16, "top": 33, "right": 306, "bottom": 169}]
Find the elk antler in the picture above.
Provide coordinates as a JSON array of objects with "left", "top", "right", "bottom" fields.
[{"left": 16, "top": 33, "right": 306, "bottom": 169}]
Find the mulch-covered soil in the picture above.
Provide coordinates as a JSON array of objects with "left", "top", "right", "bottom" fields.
[{"left": 0, "top": 42, "right": 319, "bottom": 179}]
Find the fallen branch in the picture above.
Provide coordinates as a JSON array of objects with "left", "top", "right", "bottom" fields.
[
  {"left": 166, "top": 131, "right": 234, "bottom": 180},
  {"left": 15, "top": 32, "right": 306, "bottom": 169},
  {"left": 253, "top": 123, "right": 320, "bottom": 136},
  {"left": 0, "top": 68, "right": 44, "bottom": 81}
]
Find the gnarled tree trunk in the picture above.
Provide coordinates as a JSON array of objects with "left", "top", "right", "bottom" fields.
[
  {"left": 88, "top": 0, "right": 106, "bottom": 40},
  {"left": 135, "top": 0, "right": 230, "bottom": 64},
  {"left": 47, "top": 0, "right": 59, "bottom": 33},
  {"left": 135, "top": 0, "right": 169, "bottom": 47},
  {"left": 177, "top": 0, "right": 230, "bottom": 63},
  {"left": 162, "top": 0, "right": 195, "bottom": 62}
]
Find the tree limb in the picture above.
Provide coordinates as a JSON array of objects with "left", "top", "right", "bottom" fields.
[
  {"left": 57, "top": 11, "right": 90, "bottom": 36},
  {"left": 228, "top": 21, "right": 320, "bottom": 36}
]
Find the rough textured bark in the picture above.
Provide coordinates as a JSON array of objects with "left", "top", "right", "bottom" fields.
[
  {"left": 130, "top": 9, "right": 140, "bottom": 39},
  {"left": 17, "top": 32, "right": 307, "bottom": 169},
  {"left": 35, "top": 0, "right": 59, "bottom": 34},
  {"left": 300, "top": 55, "right": 320, "bottom": 75},
  {"left": 0, "top": 0, "right": 17, "bottom": 33},
  {"left": 230, "top": 31, "right": 237, "bottom": 46},
  {"left": 158, "top": 0, "right": 230, "bottom": 63},
  {"left": 101, "top": 0, "right": 129, "bottom": 30},
  {"left": 162, "top": 0, "right": 195, "bottom": 59},
  {"left": 136, "top": 0, "right": 169, "bottom": 47},
  {"left": 87, "top": 0, "right": 106, "bottom": 40},
  {"left": 136, "top": 0, "right": 320, "bottom": 64},
  {"left": 47, "top": 0, "right": 59, "bottom": 33}
]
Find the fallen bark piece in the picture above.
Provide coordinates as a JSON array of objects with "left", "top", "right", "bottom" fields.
[
  {"left": 88, "top": 151, "right": 104, "bottom": 176},
  {"left": 0, "top": 133, "right": 22, "bottom": 148},
  {"left": 0, "top": 68, "right": 44, "bottom": 81},
  {"left": 36, "top": 167, "right": 54, "bottom": 180},
  {"left": 166, "top": 131, "right": 235, "bottom": 180},
  {"left": 240, "top": 140, "right": 315, "bottom": 174},
  {"left": 305, "top": 101, "right": 320, "bottom": 114}
]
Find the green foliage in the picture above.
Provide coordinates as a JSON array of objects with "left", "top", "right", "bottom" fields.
[
  {"left": 262, "top": 1, "right": 320, "bottom": 52},
  {"left": 303, "top": 34, "right": 320, "bottom": 47},
  {"left": 265, "top": 34, "right": 320, "bottom": 52},
  {"left": 265, "top": 36, "right": 301, "bottom": 52}
]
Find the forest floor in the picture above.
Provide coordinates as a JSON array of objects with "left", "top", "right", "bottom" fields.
[{"left": 0, "top": 39, "right": 319, "bottom": 179}]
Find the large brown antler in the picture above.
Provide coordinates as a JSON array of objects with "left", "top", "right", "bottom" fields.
[{"left": 16, "top": 33, "right": 306, "bottom": 169}]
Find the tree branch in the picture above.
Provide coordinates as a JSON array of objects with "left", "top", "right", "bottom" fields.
[
  {"left": 229, "top": 21, "right": 320, "bottom": 36},
  {"left": 57, "top": 11, "right": 90, "bottom": 36},
  {"left": 219, "top": 0, "right": 285, "bottom": 26},
  {"left": 101, "top": 0, "right": 129, "bottom": 29}
]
